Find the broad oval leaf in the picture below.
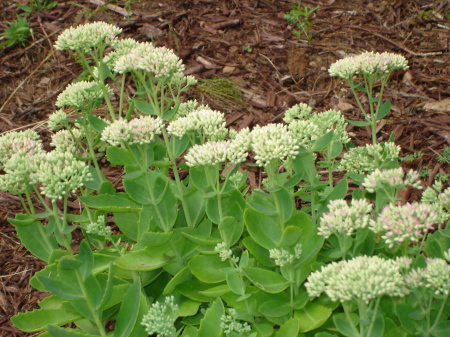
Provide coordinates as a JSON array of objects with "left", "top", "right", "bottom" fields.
[{"left": 243, "top": 267, "right": 289, "bottom": 294}]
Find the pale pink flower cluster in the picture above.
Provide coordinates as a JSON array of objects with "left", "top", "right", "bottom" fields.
[
  {"left": 113, "top": 43, "right": 184, "bottom": 78},
  {"left": 370, "top": 202, "right": 443, "bottom": 248},
  {"left": 101, "top": 116, "right": 163, "bottom": 146},
  {"left": 329, "top": 52, "right": 408, "bottom": 79}
]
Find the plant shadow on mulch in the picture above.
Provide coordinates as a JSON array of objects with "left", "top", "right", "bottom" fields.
[{"left": 1, "top": 0, "right": 450, "bottom": 335}]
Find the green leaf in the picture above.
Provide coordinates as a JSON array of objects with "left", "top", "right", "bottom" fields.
[
  {"left": 277, "top": 225, "right": 302, "bottom": 247},
  {"left": 79, "top": 194, "right": 141, "bottom": 213},
  {"left": 218, "top": 216, "right": 244, "bottom": 246},
  {"left": 171, "top": 134, "right": 190, "bottom": 157},
  {"left": 243, "top": 267, "right": 289, "bottom": 293},
  {"left": 115, "top": 250, "right": 167, "bottom": 271},
  {"left": 189, "top": 255, "right": 228, "bottom": 283},
  {"left": 198, "top": 298, "right": 225, "bottom": 337},
  {"left": 114, "top": 277, "right": 142, "bottom": 337},
  {"left": 9, "top": 216, "right": 58, "bottom": 262},
  {"left": 226, "top": 273, "right": 245, "bottom": 296},
  {"left": 244, "top": 208, "right": 281, "bottom": 250},
  {"left": 198, "top": 284, "right": 230, "bottom": 297},
  {"left": 182, "top": 232, "right": 222, "bottom": 246},
  {"left": 272, "top": 187, "right": 295, "bottom": 225},
  {"left": 134, "top": 100, "right": 156, "bottom": 115},
  {"left": 368, "top": 314, "right": 384, "bottom": 337},
  {"left": 163, "top": 266, "right": 192, "bottom": 295},
  {"left": 259, "top": 299, "right": 291, "bottom": 317},
  {"left": 424, "top": 238, "right": 444, "bottom": 259},
  {"left": 242, "top": 236, "right": 276, "bottom": 268},
  {"left": 36, "top": 265, "right": 83, "bottom": 300},
  {"left": 182, "top": 188, "right": 206, "bottom": 228},
  {"left": 114, "top": 212, "right": 140, "bottom": 241},
  {"left": 176, "top": 278, "right": 213, "bottom": 302},
  {"left": 346, "top": 119, "right": 371, "bottom": 127},
  {"left": 78, "top": 240, "right": 93, "bottom": 281},
  {"left": 47, "top": 325, "right": 99, "bottom": 337},
  {"left": 98, "top": 180, "right": 116, "bottom": 195},
  {"left": 295, "top": 302, "right": 332, "bottom": 332},
  {"left": 312, "top": 130, "right": 334, "bottom": 152},
  {"left": 87, "top": 115, "right": 109, "bottom": 133},
  {"left": 106, "top": 146, "right": 133, "bottom": 166},
  {"left": 334, "top": 314, "right": 358, "bottom": 337},
  {"left": 330, "top": 141, "right": 343, "bottom": 159},
  {"left": 246, "top": 191, "right": 277, "bottom": 216},
  {"left": 140, "top": 231, "right": 173, "bottom": 247},
  {"left": 275, "top": 317, "right": 301, "bottom": 337},
  {"left": 382, "top": 327, "right": 409, "bottom": 337},
  {"left": 375, "top": 101, "right": 391, "bottom": 120},
  {"left": 11, "top": 308, "right": 81, "bottom": 332}
]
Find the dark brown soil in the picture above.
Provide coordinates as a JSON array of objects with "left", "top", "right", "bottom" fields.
[{"left": 2, "top": 0, "right": 450, "bottom": 335}]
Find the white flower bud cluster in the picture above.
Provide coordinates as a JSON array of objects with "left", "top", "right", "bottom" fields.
[
  {"left": 141, "top": 296, "right": 179, "bottom": 337},
  {"left": 362, "top": 168, "right": 422, "bottom": 193},
  {"left": 305, "top": 255, "right": 409, "bottom": 304},
  {"left": 86, "top": 215, "right": 112, "bottom": 237},
  {"left": 220, "top": 308, "right": 251, "bottom": 335},
  {"left": 250, "top": 124, "right": 299, "bottom": 167},
  {"left": 405, "top": 258, "right": 450, "bottom": 296},
  {"left": 288, "top": 120, "right": 320, "bottom": 148},
  {"left": 0, "top": 130, "right": 41, "bottom": 167},
  {"left": 309, "top": 109, "right": 350, "bottom": 144},
  {"left": 113, "top": 43, "right": 184, "bottom": 78},
  {"left": 50, "top": 129, "right": 84, "bottom": 154},
  {"left": 176, "top": 100, "right": 199, "bottom": 118},
  {"left": 167, "top": 107, "right": 227, "bottom": 141},
  {"left": 104, "top": 38, "right": 140, "bottom": 65},
  {"left": 168, "top": 72, "right": 197, "bottom": 88},
  {"left": 101, "top": 116, "right": 163, "bottom": 146},
  {"left": 56, "top": 81, "right": 112, "bottom": 109},
  {"left": 269, "top": 243, "right": 302, "bottom": 267},
  {"left": 283, "top": 103, "right": 312, "bottom": 124},
  {"left": 329, "top": 52, "right": 408, "bottom": 80},
  {"left": 318, "top": 199, "right": 373, "bottom": 239},
  {"left": 338, "top": 143, "right": 400, "bottom": 174},
  {"left": 31, "top": 152, "right": 92, "bottom": 201},
  {"left": 54, "top": 22, "right": 122, "bottom": 53},
  {"left": 370, "top": 202, "right": 445, "bottom": 249},
  {"left": 215, "top": 242, "right": 234, "bottom": 262},
  {"left": 0, "top": 150, "right": 41, "bottom": 195},
  {"left": 185, "top": 141, "right": 228, "bottom": 167},
  {"left": 47, "top": 109, "right": 69, "bottom": 131}
]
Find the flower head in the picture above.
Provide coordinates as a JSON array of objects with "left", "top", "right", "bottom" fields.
[
  {"left": 54, "top": 22, "right": 122, "bottom": 53},
  {"left": 101, "top": 116, "right": 163, "bottom": 146},
  {"left": 269, "top": 243, "right": 302, "bottom": 267},
  {"left": 283, "top": 103, "right": 312, "bottom": 123},
  {"left": 318, "top": 199, "right": 373, "bottom": 239},
  {"left": 141, "top": 296, "right": 179, "bottom": 337},
  {"left": 305, "top": 255, "right": 409, "bottom": 304},
  {"left": 309, "top": 109, "right": 350, "bottom": 144},
  {"left": 329, "top": 52, "right": 408, "bottom": 80},
  {"left": 86, "top": 215, "right": 112, "bottom": 237},
  {"left": 363, "top": 168, "right": 422, "bottom": 193},
  {"left": 31, "top": 152, "right": 92, "bottom": 201},
  {"left": 167, "top": 107, "right": 227, "bottom": 141},
  {"left": 338, "top": 143, "right": 400, "bottom": 174},
  {"left": 184, "top": 140, "right": 228, "bottom": 167},
  {"left": 0, "top": 130, "right": 42, "bottom": 168},
  {"left": 250, "top": 123, "right": 299, "bottom": 167},
  {"left": 50, "top": 128, "right": 84, "bottom": 154},
  {"left": 370, "top": 202, "right": 445, "bottom": 249},
  {"left": 47, "top": 109, "right": 69, "bottom": 131},
  {"left": 113, "top": 43, "right": 184, "bottom": 77},
  {"left": 0, "top": 149, "right": 41, "bottom": 195},
  {"left": 220, "top": 308, "right": 251, "bottom": 335},
  {"left": 405, "top": 258, "right": 450, "bottom": 296},
  {"left": 56, "top": 81, "right": 112, "bottom": 109}
]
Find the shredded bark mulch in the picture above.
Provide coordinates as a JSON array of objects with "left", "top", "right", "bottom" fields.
[{"left": 1, "top": 0, "right": 450, "bottom": 335}]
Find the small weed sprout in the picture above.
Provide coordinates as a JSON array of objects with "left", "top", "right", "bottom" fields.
[
  {"left": 284, "top": 1, "right": 319, "bottom": 41},
  {"left": 0, "top": 15, "right": 32, "bottom": 48}
]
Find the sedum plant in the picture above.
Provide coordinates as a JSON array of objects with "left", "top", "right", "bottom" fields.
[{"left": 2, "top": 22, "right": 449, "bottom": 337}]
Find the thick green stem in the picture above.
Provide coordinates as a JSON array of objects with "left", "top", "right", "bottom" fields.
[
  {"left": 426, "top": 294, "right": 448, "bottom": 337},
  {"left": 366, "top": 297, "right": 381, "bottom": 337},
  {"left": 343, "top": 302, "right": 361, "bottom": 337}
]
